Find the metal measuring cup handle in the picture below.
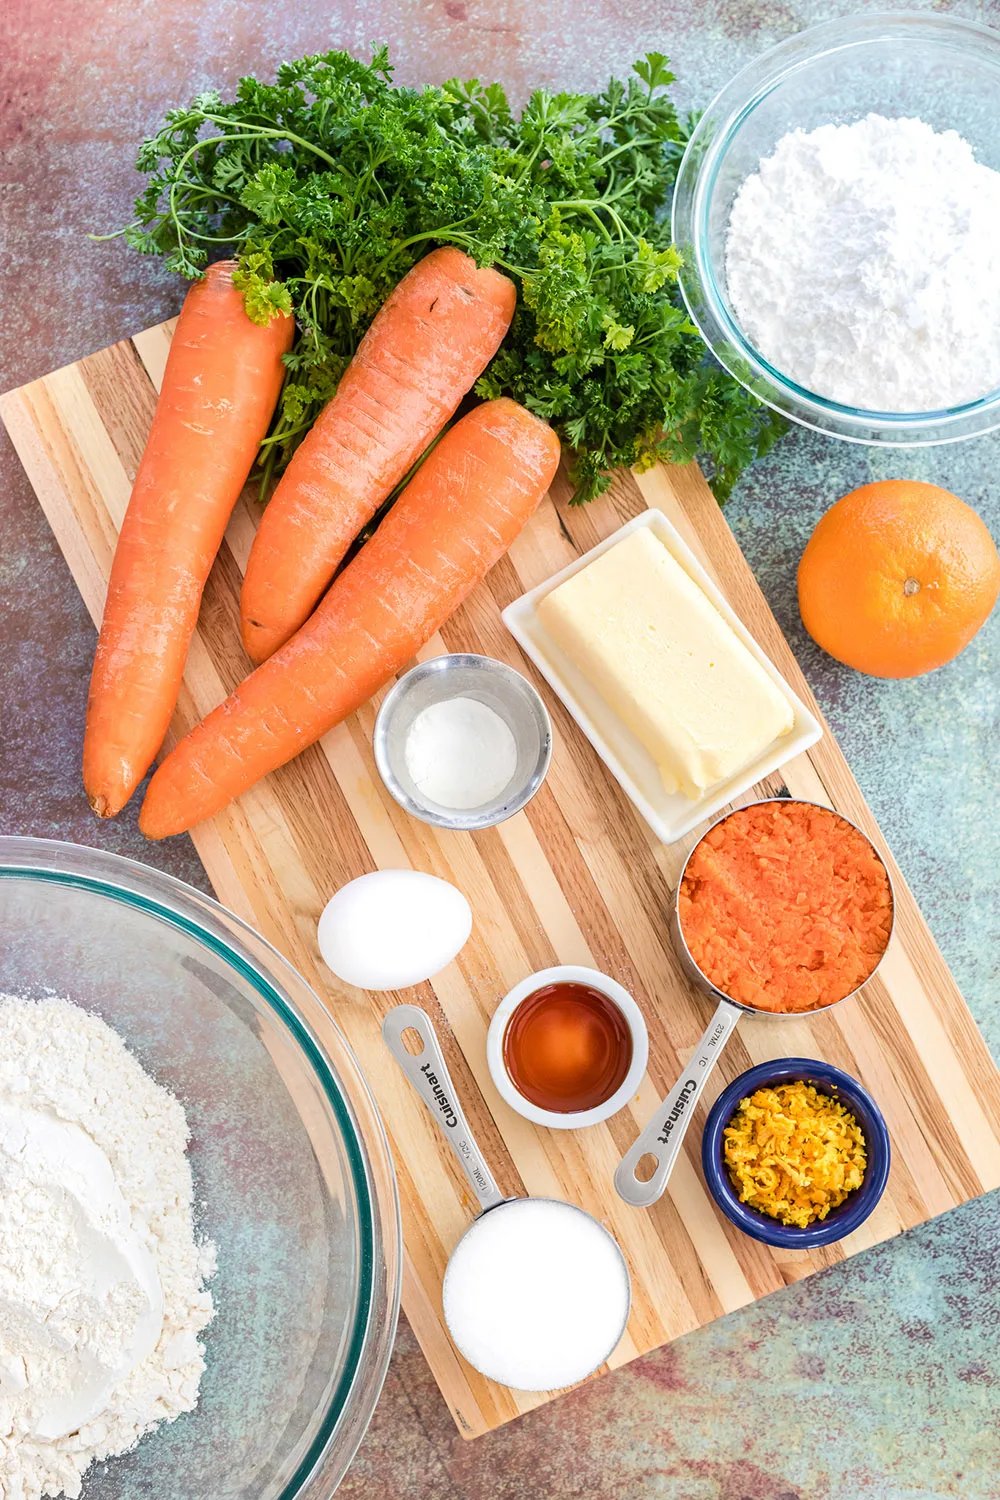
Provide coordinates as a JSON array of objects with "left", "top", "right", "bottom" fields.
[
  {"left": 382, "top": 1005, "right": 507, "bottom": 1213},
  {"left": 614, "top": 998, "right": 742, "bottom": 1208}
]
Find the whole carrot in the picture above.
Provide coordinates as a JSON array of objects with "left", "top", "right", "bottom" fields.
[
  {"left": 83, "top": 261, "right": 293, "bottom": 817},
  {"left": 239, "top": 247, "right": 516, "bottom": 663},
  {"left": 140, "top": 399, "right": 560, "bottom": 838}
]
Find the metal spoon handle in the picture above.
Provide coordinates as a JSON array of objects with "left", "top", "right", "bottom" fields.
[
  {"left": 614, "top": 999, "right": 742, "bottom": 1208},
  {"left": 382, "top": 1004, "right": 507, "bottom": 1214}
]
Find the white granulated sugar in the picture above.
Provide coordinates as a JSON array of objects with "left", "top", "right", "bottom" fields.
[
  {"left": 725, "top": 114, "right": 1000, "bottom": 412},
  {"left": 0, "top": 996, "right": 215, "bottom": 1500},
  {"left": 441, "top": 1199, "right": 629, "bottom": 1391}
]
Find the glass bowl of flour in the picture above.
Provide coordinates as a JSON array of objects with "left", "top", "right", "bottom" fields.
[
  {"left": 0, "top": 837, "right": 400, "bottom": 1500},
  {"left": 672, "top": 12, "right": 1000, "bottom": 445}
]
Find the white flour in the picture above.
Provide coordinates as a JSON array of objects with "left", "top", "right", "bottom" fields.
[
  {"left": 725, "top": 114, "right": 1000, "bottom": 412},
  {"left": 0, "top": 996, "right": 215, "bottom": 1500}
]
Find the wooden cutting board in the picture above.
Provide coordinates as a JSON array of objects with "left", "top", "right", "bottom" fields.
[{"left": 5, "top": 323, "right": 1000, "bottom": 1439}]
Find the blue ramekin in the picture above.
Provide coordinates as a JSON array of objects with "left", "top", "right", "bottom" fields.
[{"left": 702, "top": 1058, "right": 891, "bottom": 1248}]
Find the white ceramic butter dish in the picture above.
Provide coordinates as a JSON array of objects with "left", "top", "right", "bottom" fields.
[{"left": 501, "top": 508, "right": 822, "bottom": 843}]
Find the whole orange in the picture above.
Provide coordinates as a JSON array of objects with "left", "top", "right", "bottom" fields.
[{"left": 797, "top": 480, "right": 1000, "bottom": 678}]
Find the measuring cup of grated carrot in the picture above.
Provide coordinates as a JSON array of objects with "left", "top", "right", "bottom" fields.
[{"left": 614, "top": 798, "right": 895, "bottom": 1209}]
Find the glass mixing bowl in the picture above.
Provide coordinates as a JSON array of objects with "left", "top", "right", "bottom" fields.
[
  {"left": 0, "top": 837, "right": 401, "bottom": 1499},
  {"left": 672, "top": 12, "right": 1000, "bottom": 445}
]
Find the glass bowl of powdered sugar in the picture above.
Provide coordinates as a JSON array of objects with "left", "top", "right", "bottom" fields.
[
  {"left": 373, "top": 653, "right": 552, "bottom": 830},
  {"left": 672, "top": 12, "right": 1000, "bottom": 445}
]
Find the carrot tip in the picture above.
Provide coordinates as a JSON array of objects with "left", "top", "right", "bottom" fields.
[
  {"left": 138, "top": 800, "right": 173, "bottom": 841},
  {"left": 242, "top": 618, "right": 286, "bottom": 664}
]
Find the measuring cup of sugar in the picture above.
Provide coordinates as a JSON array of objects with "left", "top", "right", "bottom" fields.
[
  {"left": 382, "top": 1005, "right": 631, "bottom": 1391},
  {"left": 373, "top": 654, "right": 552, "bottom": 831}
]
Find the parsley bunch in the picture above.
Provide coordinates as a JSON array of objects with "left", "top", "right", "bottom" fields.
[{"left": 112, "top": 47, "right": 782, "bottom": 501}]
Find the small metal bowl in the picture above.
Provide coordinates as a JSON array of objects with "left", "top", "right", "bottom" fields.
[
  {"left": 373, "top": 654, "right": 552, "bottom": 832},
  {"left": 702, "top": 1058, "right": 891, "bottom": 1248}
]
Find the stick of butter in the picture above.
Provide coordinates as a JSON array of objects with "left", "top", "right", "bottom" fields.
[{"left": 537, "top": 527, "right": 794, "bottom": 799}]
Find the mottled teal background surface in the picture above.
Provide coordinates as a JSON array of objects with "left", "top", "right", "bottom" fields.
[{"left": 2, "top": 1, "right": 999, "bottom": 1495}]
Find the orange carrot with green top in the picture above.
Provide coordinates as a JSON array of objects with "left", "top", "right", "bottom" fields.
[
  {"left": 84, "top": 260, "right": 293, "bottom": 818},
  {"left": 239, "top": 247, "right": 516, "bottom": 663},
  {"left": 140, "top": 399, "right": 560, "bottom": 838}
]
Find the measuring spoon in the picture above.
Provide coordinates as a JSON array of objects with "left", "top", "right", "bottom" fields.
[{"left": 383, "top": 1004, "right": 631, "bottom": 1390}]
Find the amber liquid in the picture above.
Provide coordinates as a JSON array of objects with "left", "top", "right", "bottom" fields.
[{"left": 502, "top": 981, "right": 633, "bottom": 1113}]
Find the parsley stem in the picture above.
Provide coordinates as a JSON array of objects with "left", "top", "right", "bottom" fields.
[
  {"left": 180, "top": 226, "right": 254, "bottom": 245},
  {"left": 557, "top": 201, "right": 614, "bottom": 242},
  {"left": 195, "top": 115, "right": 342, "bottom": 173},
  {"left": 258, "top": 417, "right": 314, "bottom": 447},
  {"left": 369, "top": 224, "right": 478, "bottom": 279},
  {"left": 89, "top": 224, "right": 134, "bottom": 242},
  {"left": 593, "top": 136, "right": 657, "bottom": 171}
]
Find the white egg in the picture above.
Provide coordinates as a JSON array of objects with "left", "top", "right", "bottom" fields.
[{"left": 317, "top": 870, "right": 473, "bottom": 991}]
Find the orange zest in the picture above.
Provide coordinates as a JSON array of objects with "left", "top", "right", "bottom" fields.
[{"left": 724, "top": 1081, "right": 867, "bottom": 1226}]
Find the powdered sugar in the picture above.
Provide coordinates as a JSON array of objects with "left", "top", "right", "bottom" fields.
[
  {"left": 725, "top": 114, "right": 1000, "bottom": 412},
  {"left": 0, "top": 996, "right": 215, "bottom": 1500}
]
